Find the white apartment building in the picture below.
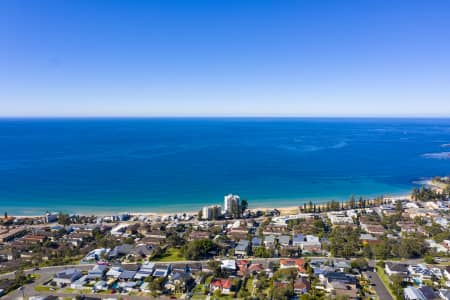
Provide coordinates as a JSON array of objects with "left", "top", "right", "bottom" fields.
[{"left": 224, "top": 194, "right": 240, "bottom": 213}]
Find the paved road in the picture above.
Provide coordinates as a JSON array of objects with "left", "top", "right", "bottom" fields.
[
  {"left": 1, "top": 257, "right": 424, "bottom": 299},
  {"left": 365, "top": 271, "right": 393, "bottom": 300}
]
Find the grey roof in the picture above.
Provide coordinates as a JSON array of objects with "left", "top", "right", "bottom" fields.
[
  {"left": 419, "top": 286, "right": 436, "bottom": 300},
  {"left": 171, "top": 271, "right": 191, "bottom": 282},
  {"left": 386, "top": 262, "right": 409, "bottom": 273},
  {"left": 153, "top": 270, "right": 167, "bottom": 277},
  {"left": 172, "top": 263, "right": 188, "bottom": 271},
  {"left": 251, "top": 237, "right": 261, "bottom": 246},
  {"left": 293, "top": 234, "right": 305, "bottom": 243},
  {"left": 236, "top": 240, "right": 249, "bottom": 251},
  {"left": 278, "top": 235, "right": 291, "bottom": 245},
  {"left": 55, "top": 268, "right": 81, "bottom": 279},
  {"left": 119, "top": 270, "right": 136, "bottom": 280},
  {"left": 265, "top": 235, "right": 275, "bottom": 243},
  {"left": 109, "top": 244, "right": 133, "bottom": 257},
  {"left": 325, "top": 272, "right": 357, "bottom": 284}
]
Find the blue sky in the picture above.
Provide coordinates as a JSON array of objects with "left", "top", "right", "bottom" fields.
[{"left": 1, "top": 0, "right": 450, "bottom": 117}]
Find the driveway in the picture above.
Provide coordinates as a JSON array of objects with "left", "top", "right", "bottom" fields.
[{"left": 364, "top": 271, "right": 393, "bottom": 300}]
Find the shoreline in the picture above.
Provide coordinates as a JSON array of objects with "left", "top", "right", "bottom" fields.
[{"left": 9, "top": 191, "right": 413, "bottom": 218}]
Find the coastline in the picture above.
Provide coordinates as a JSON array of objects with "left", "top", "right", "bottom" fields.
[{"left": 10, "top": 191, "right": 413, "bottom": 218}]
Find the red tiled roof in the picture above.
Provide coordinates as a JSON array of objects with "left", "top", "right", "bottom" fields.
[
  {"left": 211, "top": 278, "right": 232, "bottom": 289},
  {"left": 280, "top": 258, "right": 306, "bottom": 273}
]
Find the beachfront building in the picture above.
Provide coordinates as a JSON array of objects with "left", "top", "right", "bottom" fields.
[
  {"left": 202, "top": 205, "right": 222, "bottom": 220},
  {"left": 224, "top": 194, "right": 240, "bottom": 214}
]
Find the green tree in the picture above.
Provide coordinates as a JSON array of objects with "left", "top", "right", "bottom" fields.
[
  {"left": 182, "top": 239, "right": 214, "bottom": 259},
  {"left": 240, "top": 199, "right": 248, "bottom": 214}
]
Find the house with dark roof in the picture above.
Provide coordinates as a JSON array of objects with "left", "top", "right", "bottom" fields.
[
  {"left": 235, "top": 240, "right": 249, "bottom": 257},
  {"left": 153, "top": 264, "right": 171, "bottom": 277},
  {"left": 108, "top": 244, "right": 133, "bottom": 259},
  {"left": 130, "top": 244, "right": 154, "bottom": 258},
  {"left": 87, "top": 264, "right": 107, "bottom": 279},
  {"left": 53, "top": 268, "right": 83, "bottom": 286},
  {"left": 385, "top": 262, "right": 409, "bottom": 277},
  {"left": 172, "top": 263, "right": 188, "bottom": 273},
  {"left": 322, "top": 272, "right": 358, "bottom": 300},
  {"left": 165, "top": 271, "right": 193, "bottom": 292},
  {"left": 119, "top": 270, "right": 137, "bottom": 281},
  {"left": 134, "top": 262, "right": 154, "bottom": 280},
  {"left": 404, "top": 286, "right": 437, "bottom": 300}
]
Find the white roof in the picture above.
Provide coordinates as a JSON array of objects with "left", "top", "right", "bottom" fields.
[{"left": 221, "top": 259, "right": 236, "bottom": 270}]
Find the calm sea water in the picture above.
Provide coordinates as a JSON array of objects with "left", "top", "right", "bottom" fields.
[{"left": 1, "top": 118, "right": 450, "bottom": 215}]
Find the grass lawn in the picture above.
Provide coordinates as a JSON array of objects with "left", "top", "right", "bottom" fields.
[
  {"left": 245, "top": 278, "right": 253, "bottom": 294},
  {"left": 34, "top": 286, "right": 53, "bottom": 292},
  {"left": 30, "top": 274, "right": 41, "bottom": 280},
  {"left": 153, "top": 248, "right": 185, "bottom": 262},
  {"left": 376, "top": 265, "right": 396, "bottom": 299}
]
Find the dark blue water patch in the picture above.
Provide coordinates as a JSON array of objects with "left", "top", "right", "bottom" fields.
[{"left": 0, "top": 118, "right": 450, "bottom": 215}]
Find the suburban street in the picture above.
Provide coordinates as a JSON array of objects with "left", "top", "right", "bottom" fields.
[
  {"left": 364, "top": 270, "right": 393, "bottom": 300},
  {"left": 0, "top": 257, "right": 427, "bottom": 299}
]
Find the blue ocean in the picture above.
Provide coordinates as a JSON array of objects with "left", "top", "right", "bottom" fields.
[{"left": 1, "top": 118, "right": 450, "bottom": 215}]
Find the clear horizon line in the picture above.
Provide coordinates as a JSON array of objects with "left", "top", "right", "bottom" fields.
[{"left": 1, "top": 114, "right": 450, "bottom": 119}]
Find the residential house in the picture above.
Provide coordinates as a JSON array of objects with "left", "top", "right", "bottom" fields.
[
  {"left": 292, "top": 234, "right": 305, "bottom": 247},
  {"left": 408, "top": 264, "right": 433, "bottom": 283},
  {"left": 361, "top": 224, "right": 385, "bottom": 235},
  {"left": 172, "top": 263, "right": 188, "bottom": 273},
  {"left": 165, "top": 271, "right": 193, "bottom": 293},
  {"left": 221, "top": 259, "right": 236, "bottom": 275},
  {"left": 278, "top": 235, "right": 291, "bottom": 247},
  {"left": 248, "top": 263, "right": 264, "bottom": 275},
  {"left": 264, "top": 235, "right": 276, "bottom": 248},
  {"left": 93, "top": 280, "right": 108, "bottom": 292},
  {"left": 294, "top": 277, "right": 311, "bottom": 295},
  {"left": 108, "top": 244, "right": 133, "bottom": 259},
  {"left": 385, "top": 262, "right": 409, "bottom": 277},
  {"left": 327, "top": 212, "right": 354, "bottom": 225},
  {"left": 404, "top": 286, "right": 437, "bottom": 300},
  {"left": 279, "top": 259, "right": 306, "bottom": 275},
  {"left": 53, "top": 268, "right": 83, "bottom": 287},
  {"left": 87, "top": 264, "right": 107, "bottom": 279},
  {"left": 237, "top": 260, "right": 249, "bottom": 276},
  {"left": 106, "top": 266, "right": 123, "bottom": 278},
  {"left": 322, "top": 272, "right": 358, "bottom": 300},
  {"left": 302, "top": 235, "right": 322, "bottom": 253},
  {"left": 187, "top": 231, "right": 210, "bottom": 242},
  {"left": 235, "top": 240, "right": 250, "bottom": 257},
  {"left": 130, "top": 244, "right": 154, "bottom": 259},
  {"left": 251, "top": 237, "right": 262, "bottom": 249},
  {"left": 262, "top": 224, "right": 287, "bottom": 236},
  {"left": 71, "top": 275, "right": 88, "bottom": 289},
  {"left": 134, "top": 262, "right": 154, "bottom": 280},
  {"left": 210, "top": 278, "right": 232, "bottom": 294},
  {"left": 153, "top": 264, "right": 171, "bottom": 278},
  {"left": 439, "top": 289, "right": 450, "bottom": 300}
]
